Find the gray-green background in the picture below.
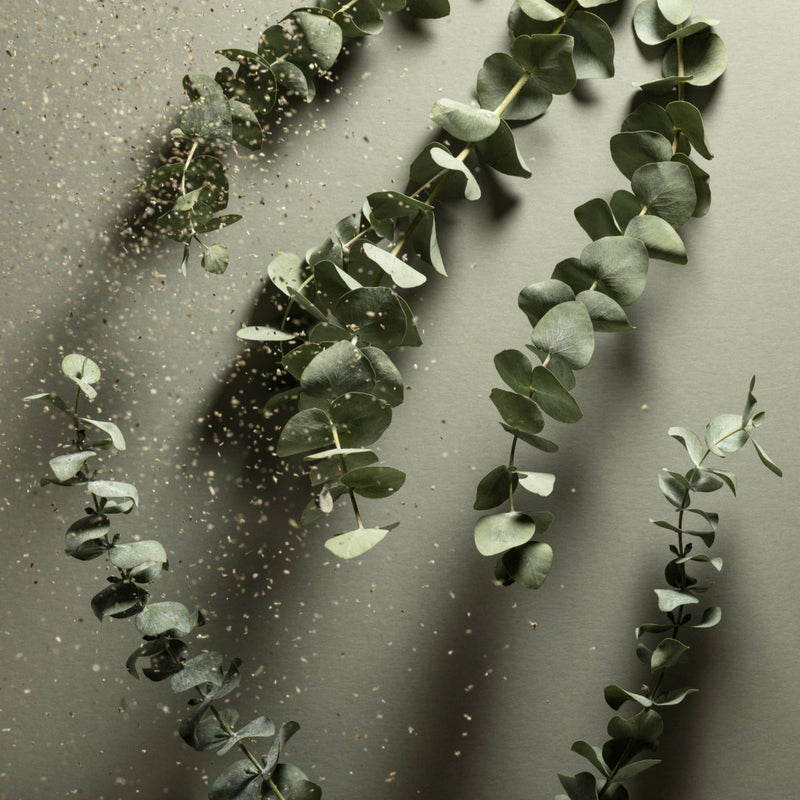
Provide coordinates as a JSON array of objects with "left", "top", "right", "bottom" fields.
[{"left": 1, "top": 1, "right": 798, "bottom": 798}]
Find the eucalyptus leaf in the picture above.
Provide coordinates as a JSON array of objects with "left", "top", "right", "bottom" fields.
[
  {"left": 474, "top": 465, "right": 518, "bottom": 511},
  {"left": 91, "top": 581, "right": 148, "bottom": 621},
  {"left": 518, "top": 278, "right": 576, "bottom": 327},
  {"left": 662, "top": 32, "right": 727, "bottom": 86},
  {"left": 228, "top": 99, "right": 262, "bottom": 150},
  {"left": 650, "top": 637, "right": 690, "bottom": 671},
  {"left": 300, "top": 341, "right": 375, "bottom": 405},
  {"left": 412, "top": 211, "right": 446, "bottom": 276},
  {"left": 477, "top": 120, "right": 532, "bottom": 179},
  {"left": 366, "top": 191, "right": 433, "bottom": 220},
  {"left": 335, "top": 287, "right": 408, "bottom": 351},
  {"left": 276, "top": 408, "right": 334, "bottom": 457},
  {"left": 61, "top": 354, "right": 101, "bottom": 400},
  {"left": 610, "top": 190, "right": 645, "bottom": 230},
  {"left": 428, "top": 145, "right": 481, "bottom": 201},
  {"left": 474, "top": 511, "right": 537, "bottom": 557},
  {"left": 517, "top": 0, "right": 564, "bottom": 21},
  {"left": 530, "top": 301, "right": 595, "bottom": 370},
  {"left": 476, "top": 52, "right": 552, "bottom": 121},
  {"left": 341, "top": 465, "right": 406, "bottom": 499},
  {"left": 170, "top": 651, "right": 224, "bottom": 693},
  {"left": 49, "top": 451, "right": 96, "bottom": 483},
  {"left": 633, "top": 0, "right": 674, "bottom": 45},
  {"left": 516, "top": 471, "right": 555, "bottom": 497},
  {"left": 610, "top": 131, "right": 673, "bottom": 180},
  {"left": 430, "top": 98, "right": 500, "bottom": 143},
  {"left": 330, "top": 392, "right": 392, "bottom": 448},
  {"left": 65, "top": 514, "right": 111, "bottom": 560},
  {"left": 692, "top": 605, "right": 722, "bottom": 628},
  {"left": 511, "top": 34, "right": 576, "bottom": 95},
  {"left": 571, "top": 740, "right": 610, "bottom": 777},
  {"left": 556, "top": 771, "right": 600, "bottom": 800},
  {"left": 624, "top": 214, "right": 688, "bottom": 264},
  {"left": 668, "top": 426, "right": 705, "bottom": 466},
  {"left": 361, "top": 346, "right": 404, "bottom": 406},
  {"left": 530, "top": 365, "right": 582, "bottom": 423},
  {"left": 494, "top": 349, "right": 534, "bottom": 395},
  {"left": 236, "top": 325, "right": 297, "bottom": 343},
  {"left": 87, "top": 480, "right": 139, "bottom": 510},
  {"left": 654, "top": 588, "right": 698, "bottom": 613},
  {"left": 110, "top": 540, "right": 168, "bottom": 572},
  {"left": 622, "top": 101, "right": 674, "bottom": 140},
  {"left": 500, "top": 422, "right": 559, "bottom": 453},
  {"left": 666, "top": 100, "right": 712, "bottom": 159},
  {"left": 654, "top": 687, "right": 698, "bottom": 706},
  {"left": 575, "top": 290, "right": 634, "bottom": 332},
  {"left": 574, "top": 198, "right": 621, "bottom": 241},
  {"left": 490, "top": 388, "right": 545, "bottom": 436},
  {"left": 565, "top": 10, "right": 615, "bottom": 81},
  {"left": 324, "top": 527, "right": 389, "bottom": 559},
  {"left": 631, "top": 161, "right": 697, "bottom": 228},
  {"left": 501, "top": 540, "right": 553, "bottom": 589},
  {"left": 361, "top": 242, "right": 427, "bottom": 289},
  {"left": 604, "top": 684, "right": 653, "bottom": 710},
  {"left": 179, "top": 74, "right": 232, "bottom": 151},
  {"left": 136, "top": 601, "right": 195, "bottom": 637},
  {"left": 657, "top": 0, "right": 692, "bottom": 25},
  {"left": 614, "top": 759, "right": 663, "bottom": 782},
  {"left": 579, "top": 236, "right": 649, "bottom": 307},
  {"left": 705, "top": 413, "right": 747, "bottom": 456},
  {"left": 267, "top": 252, "right": 306, "bottom": 296}
]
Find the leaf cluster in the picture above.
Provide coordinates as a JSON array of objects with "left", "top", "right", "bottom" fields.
[
  {"left": 473, "top": 0, "right": 725, "bottom": 591},
  {"left": 135, "top": 0, "right": 451, "bottom": 275},
  {"left": 240, "top": 0, "right": 621, "bottom": 559},
  {"left": 26, "top": 356, "right": 319, "bottom": 800},
  {"left": 556, "top": 378, "right": 781, "bottom": 800}
]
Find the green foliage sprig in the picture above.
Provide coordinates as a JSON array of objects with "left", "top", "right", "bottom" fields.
[
  {"left": 238, "top": 0, "right": 622, "bottom": 560},
  {"left": 472, "top": 0, "right": 727, "bottom": 589},
  {"left": 555, "top": 378, "right": 782, "bottom": 800},
  {"left": 25, "top": 355, "right": 320, "bottom": 800},
  {"left": 132, "top": 0, "right": 451, "bottom": 276}
]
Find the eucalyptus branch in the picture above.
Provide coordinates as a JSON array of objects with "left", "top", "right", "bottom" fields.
[
  {"left": 128, "top": 0, "right": 451, "bottom": 276},
  {"left": 555, "top": 377, "right": 781, "bottom": 800},
  {"left": 472, "top": 0, "right": 728, "bottom": 590},
  {"left": 237, "top": 0, "right": 621, "bottom": 561},
  {"left": 25, "top": 354, "right": 319, "bottom": 800}
]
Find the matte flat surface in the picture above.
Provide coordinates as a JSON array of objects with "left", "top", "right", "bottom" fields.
[{"left": 1, "top": 1, "right": 798, "bottom": 799}]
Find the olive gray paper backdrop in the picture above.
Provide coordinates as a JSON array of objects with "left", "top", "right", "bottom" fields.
[{"left": 1, "top": 1, "right": 798, "bottom": 798}]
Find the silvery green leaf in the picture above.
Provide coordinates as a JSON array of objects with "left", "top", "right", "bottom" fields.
[
  {"left": 501, "top": 540, "right": 553, "bottom": 589},
  {"left": 430, "top": 98, "right": 500, "bottom": 143},
  {"left": 49, "top": 451, "right": 96, "bottom": 482},
  {"left": 474, "top": 511, "right": 537, "bottom": 557},
  {"left": 61, "top": 354, "right": 101, "bottom": 400},
  {"left": 324, "top": 527, "right": 389, "bottom": 559},
  {"left": 80, "top": 417, "right": 126, "bottom": 450}
]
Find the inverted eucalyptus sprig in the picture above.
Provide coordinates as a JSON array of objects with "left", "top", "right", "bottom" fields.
[
  {"left": 130, "top": 0, "right": 451, "bottom": 276},
  {"left": 472, "top": 0, "right": 727, "bottom": 589},
  {"left": 25, "top": 355, "right": 320, "bottom": 800},
  {"left": 555, "top": 378, "right": 781, "bottom": 800},
  {"left": 237, "top": 0, "right": 621, "bottom": 560}
]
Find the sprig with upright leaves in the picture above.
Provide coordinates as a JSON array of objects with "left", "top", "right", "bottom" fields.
[
  {"left": 555, "top": 378, "right": 781, "bottom": 800},
  {"left": 238, "top": 0, "right": 621, "bottom": 560},
  {"left": 25, "top": 355, "right": 320, "bottom": 800},
  {"left": 472, "top": 0, "right": 727, "bottom": 589},
  {"left": 130, "top": 0, "right": 451, "bottom": 276}
]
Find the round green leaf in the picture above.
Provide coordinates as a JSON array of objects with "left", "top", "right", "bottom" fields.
[
  {"left": 91, "top": 582, "right": 148, "bottom": 621},
  {"left": 633, "top": 0, "right": 673, "bottom": 45},
  {"left": 474, "top": 511, "right": 537, "bottom": 557},
  {"left": 267, "top": 252, "right": 306, "bottom": 296},
  {"left": 511, "top": 34, "right": 576, "bottom": 95},
  {"left": 565, "top": 10, "right": 615, "bottom": 80},
  {"left": 276, "top": 408, "right": 334, "bottom": 457},
  {"left": 579, "top": 236, "right": 649, "bottom": 307},
  {"left": 657, "top": 0, "right": 692, "bottom": 25},
  {"left": 228, "top": 99, "right": 262, "bottom": 150},
  {"left": 574, "top": 198, "right": 621, "bottom": 241},
  {"left": 430, "top": 98, "right": 500, "bottom": 143},
  {"left": 474, "top": 465, "right": 518, "bottom": 511},
  {"left": 330, "top": 392, "right": 392, "bottom": 448},
  {"left": 324, "top": 527, "right": 388, "bottom": 559},
  {"left": 477, "top": 52, "right": 552, "bottom": 121},
  {"left": 335, "top": 287, "right": 408, "bottom": 351},
  {"left": 477, "top": 119, "right": 532, "bottom": 178},
  {"left": 341, "top": 465, "right": 406, "bottom": 499},
  {"left": 705, "top": 413, "right": 748, "bottom": 456},
  {"left": 622, "top": 101, "right": 675, "bottom": 140},
  {"left": 360, "top": 346, "right": 404, "bottom": 406},
  {"left": 575, "top": 290, "right": 634, "bottom": 332},
  {"left": 490, "top": 388, "right": 545, "bottom": 436},
  {"left": 300, "top": 341, "right": 375, "bottom": 404},
  {"left": 610, "top": 131, "right": 673, "bottom": 180},
  {"left": 65, "top": 514, "right": 111, "bottom": 560},
  {"left": 624, "top": 214, "right": 688, "bottom": 264},
  {"left": 530, "top": 301, "right": 595, "bottom": 369},
  {"left": 517, "top": 278, "right": 575, "bottom": 327},
  {"left": 516, "top": 471, "right": 555, "bottom": 497},
  {"left": 49, "top": 451, "right": 95, "bottom": 483},
  {"left": 662, "top": 32, "right": 727, "bottom": 86},
  {"left": 501, "top": 540, "right": 553, "bottom": 588},
  {"left": 110, "top": 540, "right": 168, "bottom": 572},
  {"left": 88, "top": 480, "right": 139, "bottom": 510},
  {"left": 631, "top": 161, "right": 697, "bottom": 227},
  {"left": 672, "top": 153, "right": 711, "bottom": 217},
  {"left": 666, "top": 100, "right": 712, "bottom": 159},
  {"left": 289, "top": 11, "right": 343, "bottom": 70},
  {"left": 179, "top": 74, "right": 232, "bottom": 151},
  {"left": 366, "top": 191, "right": 434, "bottom": 220},
  {"left": 201, "top": 243, "right": 229, "bottom": 274},
  {"left": 610, "top": 190, "right": 645, "bottom": 230},
  {"left": 494, "top": 349, "right": 534, "bottom": 395}
]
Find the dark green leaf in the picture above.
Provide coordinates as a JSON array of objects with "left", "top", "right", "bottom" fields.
[
  {"left": 91, "top": 582, "right": 148, "bottom": 621},
  {"left": 650, "top": 637, "right": 690, "bottom": 671},
  {"left": 65, "top": 514, "right": 111, "bottom": 560},
  {"left": 276, "top": 408, "right": 334, "bottom": 457},
  {"left": 575, "top": 290, "right": 634, "bottom": 332},
  {"left": 565, "top": 10, "right": 615, "bottom": 80},
  {"left": 511, "top": 34, "right": 577, "bottom": 95},
  {"left": 476, "top": 52, "right": 552, "bottom": 121},
  {"left": 654, "top": 589, "right": 698, "bottom": 613},
  {"left": 490, "top": 388, "right": 545, "bottom": 436},
  {"left": 610, "top": 190, "right": 645, "bottom": 230},
  {"left": 171, "top": 651, "right": 224, "bottom": 693},
  {"left": 610, "top": 131, "right": 673, "bottom": 180},
  {"left": 622, "top": 101, "right": 674, "bottom": 140},
  {"left": 614, "top": 759, "right": 662, "bottom": 781},
  {"left": 571, "top": 741, "right": 610, "bottom": 776},
  {"left": 607, "top": 709, "right": 663, "bottom": 747},
  {"left": 180, "top": 74, "right": 232, "bottom": 151},
  {"left": 500, "top": 422, "right": 559, "bottom": 453},
  {"left": 477, "top": 119, "right": 532, "bottom": 178},
  {"left": 530, "top": 300, "right": 595, "bottom": 369},
  {"left": 633, "top": 0, "right": 673, "bottom": 45},
  {"left": 530, "top": 365, "right": 582, "bottom": 423},
  {"left": 579, "top": 236, "right": 649, "bottom": 307},
  {"left": 666, "top": 100, "right": 712, "bottom": 159},
  {"left": 300, "top": 341, "right": 375, "bottom": 405},
  {"left": 517, "top": 0, "right": 563, "bottom": 21},
  {"left": 574, "top": 198, "right": 621, "bottom": 241},
  {"left": 136, "top": 601, "right": 194, "bottom": 637},
  {"left": 624, "top": 214, "right": 687, "bottom": 264},
  {"left": 201, "top": 243, "right": 229, "bottom": 274},
  {"left": 412, "top": 211, "right": 446, "bottom": 276},
  {"left": 556, "top": 772, "right": 599, "bottom": 800},
  {"left": 518, "top": 278, "right": 575, "bottom": 327},
  {"left": 228, "top": 99, "right": 261, "bottom": 150},
  {"left": 654, "top": 686, "right": 698, "bottom": 706},
  {"left": 335, "top": 287, "right": 408, "bottom": 351},
  {"left": 494, "top": 349, "right": 534, "bottom": 395},
  {"left": 341, "top": 465, "right": 405, "bottom": 499},
  {"left": 657, "top": 470, "right": 690, "bottom": 508},
  {"left": 366, "top": 191, "right": 433, "bottom": 220},
  {"left": 361, "top": 346, "right": 404, "bottom": 406},
  {"left": 604, "top": 684, "right": 652, "bottom": 710},
  {"left": 501, "top": 540, "right": 553, "bottom": 588},
  {"left": 692, "top": 605, "right": 722, "bottom": 628},
  {"left": 404, "top": 0, "right": 450, "bottom": 18},
  {"left": 330, "top": 392, "right": 392, "bottom": 448},
  {"left": 474, "top": 465, "right": 518, "bottom": 510}
]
